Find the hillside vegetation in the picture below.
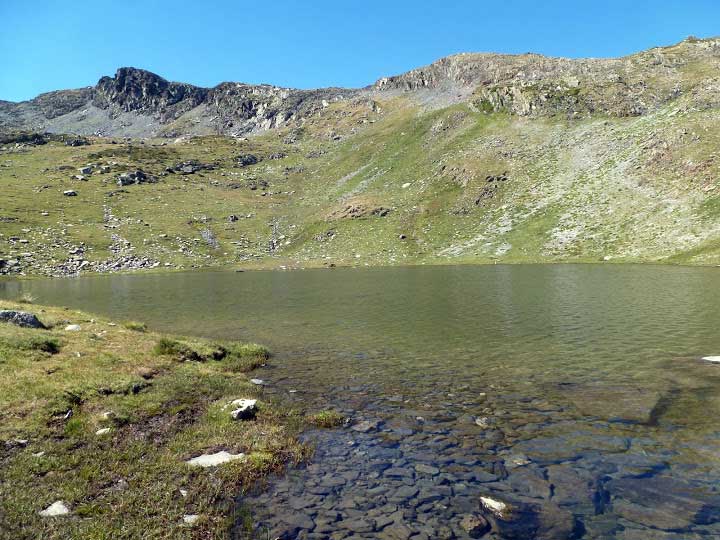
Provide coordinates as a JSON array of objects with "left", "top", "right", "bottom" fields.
[{"left": 2, "top": 37, "right": 720, "bottom": 276}]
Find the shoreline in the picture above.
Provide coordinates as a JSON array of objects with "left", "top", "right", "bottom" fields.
[{"left": 0, "top": 301, "right": 327, "bottom": 538}]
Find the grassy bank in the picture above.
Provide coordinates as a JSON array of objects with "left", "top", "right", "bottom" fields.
[{"left": 0, "top": 301, "right": 309, "bottom": 539}]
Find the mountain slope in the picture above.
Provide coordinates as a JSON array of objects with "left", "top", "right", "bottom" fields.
[{"left": 2, "top": 37, "right": 720, "bottom": 276}]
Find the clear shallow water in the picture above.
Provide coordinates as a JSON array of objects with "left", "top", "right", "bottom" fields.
[{"left": 3, "top": 264, "right": 720, "bottom": 539}]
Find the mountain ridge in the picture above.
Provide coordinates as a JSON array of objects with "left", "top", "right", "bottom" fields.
[{"left": 2, "top": 36, "right": 719, "bottom": 138}]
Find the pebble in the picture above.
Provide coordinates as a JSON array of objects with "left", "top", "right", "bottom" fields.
[
  {"left": 183, "top": 514, "right": 199, "bottom": 525},
  {"left": 250, "top": 378, "right": 265, "bottom": 385},
  {"left": 95, "top": 428, "right": 111, "bottom": 436}
]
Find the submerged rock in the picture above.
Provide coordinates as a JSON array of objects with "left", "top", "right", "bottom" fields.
[
  {"left": 607, "top": 476, "right": 720, "bottom": 531},
  {"left": 0, "top": 310, "right": 45, "bottom": 329},
  {"left": 460, "top": 514, "right": 490, "bottom": 537}
]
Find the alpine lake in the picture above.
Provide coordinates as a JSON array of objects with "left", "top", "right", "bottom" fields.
[{"left": 3, "top": 264, "right": 720, "bottom": 539}]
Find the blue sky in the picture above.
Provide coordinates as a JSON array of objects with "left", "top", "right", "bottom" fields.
[{"left": 1, "top": 0, "right": 718, "bottom": 102}]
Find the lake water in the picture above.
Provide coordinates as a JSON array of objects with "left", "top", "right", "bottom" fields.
[{"left": 3, "top": 264, "right": 720, "bottom": 539}]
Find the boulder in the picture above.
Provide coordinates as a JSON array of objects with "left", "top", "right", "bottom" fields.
[
  {"left": 226, "top": 398, "right": 257, "bottom": 420},
  {"left": 236, "top": 154, "right": 260, "bottom": 167},
  {"left": 0, "top": 310, "right": 45, "bottom": 329},
  {"left": 63, "top": 190, "right": 78, "bottom": 196}
]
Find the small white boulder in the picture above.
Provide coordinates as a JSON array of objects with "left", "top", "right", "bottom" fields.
[
  {"left": 250, "top": 378, "right": 265, "bottom": 385},
  {"left": 39, "top": 500, "right": 70, "bottom": 517},
  {"left": 702, "top": 356, "right": 720, "bottom": 363},
  {"left": 186, "top": 451, "right": 246, "bottom": 468},
  {"left": 224, "top": 398, "right": 257, "bottom": 420},
  {"left": 95, "top": 428, "right": 111, "bottom": 436},
  {"left": 65, "top": 324, "right": 81, "bottom": 331},
  {"left": 183, "top": 514, "right": 199, "bottom": 525}
]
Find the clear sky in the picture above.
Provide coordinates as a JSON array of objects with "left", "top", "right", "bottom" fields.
[{"left": 1, "top": 0, "right": 718, "bottom": 102}]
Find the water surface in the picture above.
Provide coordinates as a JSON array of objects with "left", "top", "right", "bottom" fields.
[{"left": 3, "top": 264, "right": 720, "bottom": 539}]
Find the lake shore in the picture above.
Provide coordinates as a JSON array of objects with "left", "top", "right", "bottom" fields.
[{"left": 0, "top": 301, "right": 316, "bottom": 539}]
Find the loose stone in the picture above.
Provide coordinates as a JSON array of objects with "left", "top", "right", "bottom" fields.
[
  {"left": 39, "top": 501, "right": 70, "bottom": 517},
  {"left": 186, "top": 451, "right": 246, "bottom": 467}
]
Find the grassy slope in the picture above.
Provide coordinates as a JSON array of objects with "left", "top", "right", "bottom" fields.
[
  {"left": 2, "top": 87, "right": 720, "bottom": 276},
  {"left": 0, "top": 302, "right": 308, "bottom": 539}
]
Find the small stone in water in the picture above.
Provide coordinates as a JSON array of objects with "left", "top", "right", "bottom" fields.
[
  {"left": 480, "top": 496, "right": 508, "bottom": 517},
  {"left": 460, "top": 514, "right": 490, "bottom": 538}
]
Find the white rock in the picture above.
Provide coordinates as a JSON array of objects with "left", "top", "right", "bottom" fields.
[
  {"left": 225, "top": 398, "right": 257, "bottom": 420},
  {"left": 95, "top": 428, "right": 111, "bottom": 436},
  {"left": 179, "top": 489, "right": 188, "bottom": 497},
  {"left": 186, "top": 451, "right": 246, "bottom": 468},
  {"left": 402, "top": 182, "right": 411, "bottom": 188},
  {"left": 480, "top": 496, "right": 507, "bottom": 517},
  {"left": 65, "top": 324, "right": 81, "bottom": 331},
  {"left": 183, "top": 514, "right": 199, "bottom": 525},
  {"left": 250, "top": 378, "right": 265, "bottom": 385},
  {"left": 702, "top": 356, "right": 720, "bottom": 363},
  {"left": 39, "top": 500, "right": 70, "bottom": 517},
  {"left": 475, "top": 417, "right": 490, "bottom": 428}
]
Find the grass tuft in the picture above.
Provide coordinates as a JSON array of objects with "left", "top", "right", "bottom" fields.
[
  {"left": 306, "top": 409, "right": 345, "bottom": 428},
  {"left": 122, "top": 321, "right": 147, "bottom": 332}
]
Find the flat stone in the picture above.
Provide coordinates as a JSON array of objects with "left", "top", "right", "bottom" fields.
[
  {"left": 352, "top": 419, "right": 381, "bottom": 433},
  {"left": 95, "top": 428, "right": 111, "bottom": 436},
  {"left": 65, "top": 324, "right": 81, "bottom": 331},
  {"left": 415, "top": 463, "right": 440, "bottom": 475},
  {"left": 250, "top": 378, "right": 265, "bottom": 385},
  {"left": 39, "top": 500, "right": 70, "bottom": 517},
  {"left": 186, "top": 450, "right": 246, "bottom": 467}
]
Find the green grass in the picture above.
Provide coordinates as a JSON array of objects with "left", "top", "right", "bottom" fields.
[
  {"left": 122, "top": 320, "right": 147, "bottom": 332},
  {"left": 306, "top": 410, "right": 345, "bottom": 428},
  {"left": 2, "top": 89, "right": 720, "bottom": 275},
  {"left": 0, "top": 301, "right": 306, "bottom": 539}
]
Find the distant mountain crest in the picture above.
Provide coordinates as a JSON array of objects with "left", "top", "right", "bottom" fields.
[{"left": 1, "top": 36, "right": 719, "bottom": 137}]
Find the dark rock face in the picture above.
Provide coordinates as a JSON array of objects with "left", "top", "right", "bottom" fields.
[
  {"left": 0, "top": 310, "right": 46, "bottom": 329},
  {"left": 93, "top": 67, "right": 208, "bottom": 121}
]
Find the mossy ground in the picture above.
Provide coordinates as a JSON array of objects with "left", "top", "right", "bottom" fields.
[{"left": 0, "top": 302, "right": 308, "bottom": 539}]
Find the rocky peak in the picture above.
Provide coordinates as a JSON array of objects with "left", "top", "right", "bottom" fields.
[{"left": 93, "top": 67, "right": 208, "bottom": 119}]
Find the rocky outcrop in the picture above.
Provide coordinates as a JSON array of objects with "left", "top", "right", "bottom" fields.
[
  {"left": 93, "top": 67, "right": 208, "bottom": 121},
  {"left": 374, "top": 36, "right": 720, "bottom": 117}
]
